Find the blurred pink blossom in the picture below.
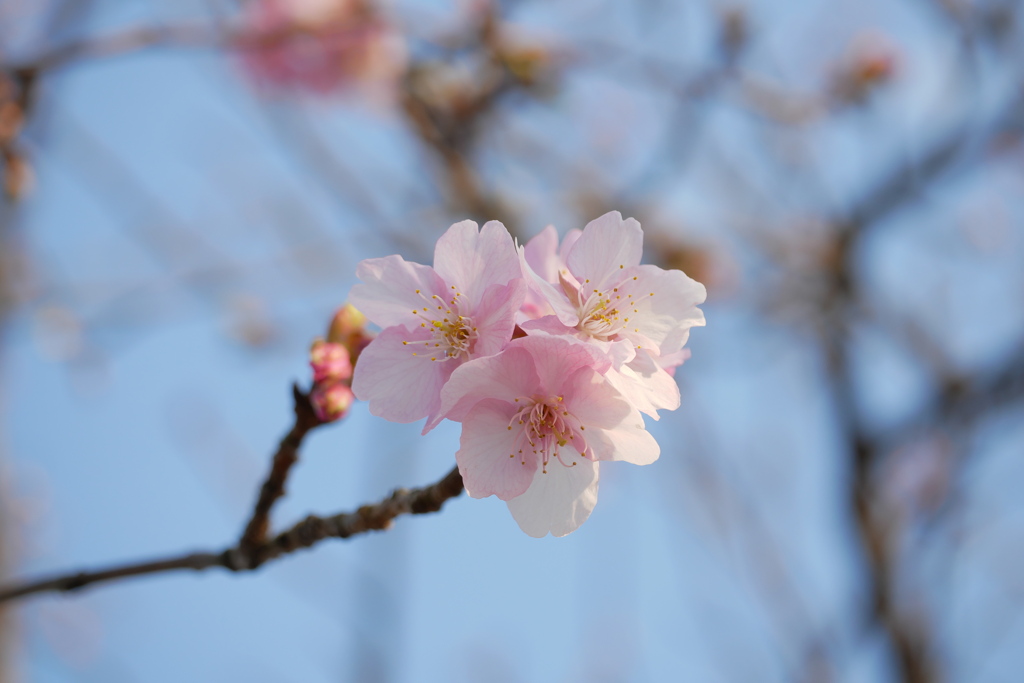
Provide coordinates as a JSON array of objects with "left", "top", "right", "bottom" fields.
[{"left": 238, "top": 0, "right": 406, "bottom": 96}]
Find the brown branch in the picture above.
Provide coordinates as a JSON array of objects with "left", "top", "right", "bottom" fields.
[
  {"left": 237, "top": 383, "right": 322, "bottom": 556},
  {"left": 0, "top": 552, "right": 227, "bottom": 604},
  {"left": 6, "top": 25, "right": 219, "bottom": 76},
  {"left": 0, "top": 466, "right": 464, "bottom": 603}
]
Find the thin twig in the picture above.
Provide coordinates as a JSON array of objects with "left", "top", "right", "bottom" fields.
[
  {"left": 238, "top": 383, "right": 322, "bottom": 556},
  {"left": 0, "top": 466, "right": 464, "bottom": 603}
]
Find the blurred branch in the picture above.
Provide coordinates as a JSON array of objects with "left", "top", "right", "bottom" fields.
[
  {"left": 0, "top": 464, "right": 464, "bottom": 603},
  {"left": 841, "top": 87, "right": 1023, "bottom": 237},
  {"left": 881, "top": 343, "right": 1024, "bottom": 448},
  {"left": 398, "top": 6, "right": 547, "bottom": 235},
  {"left": 6, "top": 24, "right": 218, "bottom": 76},
  {"left": 809, "top": 67, "right": 1024, "bottom": 683}
]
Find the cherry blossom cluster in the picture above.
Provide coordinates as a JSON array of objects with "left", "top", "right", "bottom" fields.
[{"left": 347, "top": 212, "right": 706, "bottom": 536}]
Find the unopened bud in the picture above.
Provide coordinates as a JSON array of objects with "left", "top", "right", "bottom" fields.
[
  {"left": 311, "top": 381, "right": 355, "bottom": 422},
  {"left": 327, "top": 303, "right": 366, "bottom": 341},
  {"left": 310, "top": 339, "right": 353, "bottom": 383},
  {"left": 326, "top": 303, "right": 372, "bottom": 362}
]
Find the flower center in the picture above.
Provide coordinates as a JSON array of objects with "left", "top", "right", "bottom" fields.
[
  {"left": 430, "top": 316, "right": 475, "bottom": 358},
  {"left": 508, "top": 396, "right": 592, "bottom": 473},
  {"left": 577, "top": 292, "right": 624, "bottom": 340},
  {"left": 405, "top": 286, "right": 478, "bottom": 361},
  {"left": 558, "top": 268, "right": 648, "bottom": 342}
]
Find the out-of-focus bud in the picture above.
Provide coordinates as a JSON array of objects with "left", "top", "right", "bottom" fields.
[
  {"left": 326, "top": 303, "right": 372, "bottom": 362},
  {"left": 311, "top": 381, "right": 355, "bottom": 422},
  {"left": 499, "top": 45, "right": 549, "bottom": 86},
  {"left": 309, "top": 338, "right": 353, "bottom": 382},
  {"left": 830, "top": 33, "right": 899, "bottom": 105}
]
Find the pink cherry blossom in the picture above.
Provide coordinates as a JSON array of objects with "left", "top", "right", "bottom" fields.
[
  {"left": 238, "top": 0, "right": 406, "bottom": 96},
  {"left": 350, "top": 220, "right": 526, "bottom": 427},
  {"left": 520, "top": 211, "right": 706, "bottom": 418},
  {"left": 438, "top": 334, "right": 659, "bottom": 537}
]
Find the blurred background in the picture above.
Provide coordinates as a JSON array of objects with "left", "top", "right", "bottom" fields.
[{"left": 1, "top": 0, "right": 1023, "bottom": 681}]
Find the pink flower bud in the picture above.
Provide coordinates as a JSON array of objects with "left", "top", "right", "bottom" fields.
[
  {"left": 311, "top": 381, "right": 355, "bottom": 422},
  {"left": 309, "top": 339, "right": 353, "bottom": 382}
]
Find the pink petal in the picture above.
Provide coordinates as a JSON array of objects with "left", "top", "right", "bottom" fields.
[
  {"left": 512, "top": 334, "right": 609, "bottom": 396},
  {"left": 561, "top": 366, "right": 631, "bottom": 429},
  {"left": 506, "top": 456, "right": 599, "bottom": 537},
  {"left": 351, "top": 325, "right": 454, "bottom": 423},
  {"left": 471, "top": 280, "right": 527, "bottom": 358},
  {"left": 349, "top": 255, "right": 448, "bottom": 329},
  {"left": 518, "top": 322, "right": 635, "bottom": 368},
  {"left": 433, "top": 220, "right": 521, "bottom": 310},
  {"left": 558, "top": 229, "right": 582, "bottom": 263},
  {"left": 523, "top": 225, "right": 560, "bottom": 283},
  {"left": 456, "top": 399, "right": 538, "bottom": 500},
  {"left": 565, "top": 212, "right": 643, "bottom": 292},
  {"left": 436, "top": 346, "right": 541, "bottom": 426},
  {"left": 519, "top": 315, "right": 575, "bottom": 336},
  {"left": 519, "top": 247, "right": 579, "bottom": 327}
]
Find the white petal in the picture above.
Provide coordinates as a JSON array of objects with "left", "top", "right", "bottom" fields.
[
  {"left": 506, "top": 456, "right": 599, "bottom": 537},
  {"left": 586, "top": 413, "right": 660, "bottom": 466},
  {"left": 602, "top": 351, "right": 681, "bottom": 419},
  {"left": 614, "top": 265, "right": 706, "bottom": 355},
  {"left": 457, "top": 400, "right": 538, "bottom": 500},
  {"left": 656, "top": 348, "right": 692, "bottom": 377}
]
